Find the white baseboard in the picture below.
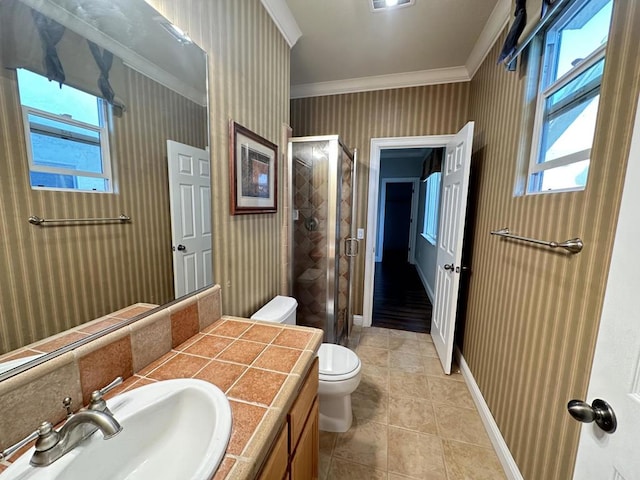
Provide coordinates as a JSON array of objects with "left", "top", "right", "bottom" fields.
[
  {"left": 353, "top": 315, "right": 364, "bottom": 326},
  {"left": 415, "top": 262, "right": 435, "bottom": 304},
  {"left": 455, "top": 348, "right": 524, "bottom": 480}
]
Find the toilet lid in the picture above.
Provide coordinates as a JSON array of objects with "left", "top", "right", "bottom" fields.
[{"left": 318, "top": 343, "right": 360, "bottom": 378}]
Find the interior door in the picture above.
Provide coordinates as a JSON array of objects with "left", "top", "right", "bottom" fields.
[
  {"left": 432, "top": 122, "right": 474, "bottom": 374},
  {"left": 571, "top": 96, "right": 640, "bottom": 480},
  {"left": 167, "top": 140, "right": 213, "bottom": 299}
]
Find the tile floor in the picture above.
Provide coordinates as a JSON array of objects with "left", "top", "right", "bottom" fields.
[{"left": 319, "top": 326, "right": 507, "bottom": 480}]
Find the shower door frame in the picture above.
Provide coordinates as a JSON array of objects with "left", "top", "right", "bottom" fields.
[{"left": 288, "top": 135, "right": 357, "bottom": 344}]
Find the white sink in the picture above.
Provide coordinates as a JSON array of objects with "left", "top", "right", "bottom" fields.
[{"left": 3, "top": 379, "right": 232, "bottom": 480}]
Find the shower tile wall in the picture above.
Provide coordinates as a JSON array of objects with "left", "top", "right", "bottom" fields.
[{"left": 293, "top": 149, "right": 329, "bottom": 330}]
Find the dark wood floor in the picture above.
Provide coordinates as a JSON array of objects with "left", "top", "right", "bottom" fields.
[{"left": 372, "top": 256, "right": 433, "bottom": 333}]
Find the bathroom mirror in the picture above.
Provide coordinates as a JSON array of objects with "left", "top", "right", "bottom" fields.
[{"left": 0, "top": 0, "right": 209, "bottom": 377}]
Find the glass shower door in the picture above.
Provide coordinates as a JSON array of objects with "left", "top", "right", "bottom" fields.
[{"left": 334, "top": 143, "right": 356, "bottom": 344}]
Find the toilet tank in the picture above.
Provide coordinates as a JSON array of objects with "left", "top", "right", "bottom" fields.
[{"left": 250, "top": 296, "right": 298, "bottom": 325}]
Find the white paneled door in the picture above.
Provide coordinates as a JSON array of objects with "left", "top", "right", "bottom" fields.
[
  {"left": 572, "top": 95, "right": 640, "bottom": 479},
  {"left": 432, "top": 122, "right": 474, "bottom": 374},
  {"left": 167, "top": 140, "right": 213, "bottom": 298}
]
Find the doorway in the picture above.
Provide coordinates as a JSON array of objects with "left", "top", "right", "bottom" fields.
[
  {"left": 370, "top": 152, "right": 432, "bottom": 333},
  {"left": 363, "top": 135, "right": 454, "bottom": 330}
]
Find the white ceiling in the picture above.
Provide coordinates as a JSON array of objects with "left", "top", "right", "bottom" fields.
[{"left": 285, "top": 0, "right": 509, "bottom": 98}]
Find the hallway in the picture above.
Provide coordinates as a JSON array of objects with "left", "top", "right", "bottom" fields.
[{"left": 372, "top": 258, "right": 432, "bottom": 334}]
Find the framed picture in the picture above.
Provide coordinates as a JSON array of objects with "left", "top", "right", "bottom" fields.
[{"left": 229, "top": 121, "right": 278, "bottom": 215}]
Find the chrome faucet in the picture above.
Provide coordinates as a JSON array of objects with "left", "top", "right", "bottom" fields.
[
  {"left": 30, "top": 377, "right": 124, "bottom": 466},
  {"left": 0, "top": 377, "right": 124, "bottom": 467}
]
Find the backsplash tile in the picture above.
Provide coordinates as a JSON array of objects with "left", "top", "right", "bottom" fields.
[
  {"left": 130, "top": 310, "right": 172, "bottom": 373},
  {"left": 170, "top": 300, "right": 199, "bottom": 348},
  {"left": 197, "top": 284, "right": 222, "bottom": 331},
  {"left": 0, "top": 352, "right": 82, "bottom": 447},
  {"left": 76, "top": 334, "right": 133, "bottom": 404}
]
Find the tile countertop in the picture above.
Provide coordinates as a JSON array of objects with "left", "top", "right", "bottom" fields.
[{"left": 104, "top": 315, "right": 323, "bottom": 480}]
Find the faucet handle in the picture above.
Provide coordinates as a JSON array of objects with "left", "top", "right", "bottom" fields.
[
  {"left": 88, "top": 376, "right": 123, "bottom": 412},
  {"left": 98, "top": 376, "right": 124, "bottom": 397},
  {"left": 0, "top": 428, "right": 40, "bottom": 461}
]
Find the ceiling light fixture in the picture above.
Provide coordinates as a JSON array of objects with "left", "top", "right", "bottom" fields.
[
  {"left": 370, "top": 0, "right": 414, "bottom": 12},
  {"left": 154, "top": 17, "right": 193, "bottom": 45}
]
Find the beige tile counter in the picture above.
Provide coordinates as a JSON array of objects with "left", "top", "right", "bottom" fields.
[{"left": 104, "top": 315, "right": 322, "bottom": 479}]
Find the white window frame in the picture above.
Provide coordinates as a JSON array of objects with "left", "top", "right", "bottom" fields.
[
  {"left": 21, "top": 102, "right": 113, "bottom": 193},
  {"left": 525, "top": 0, "right": 609, "bottom": 195},
  {"left": 422, "top": 172, "right": 441, "bottom": 245}
]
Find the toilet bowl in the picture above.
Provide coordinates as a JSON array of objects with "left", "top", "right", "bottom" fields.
[{"left": 251, "top": 296, "right": 362, "bottom": 433}]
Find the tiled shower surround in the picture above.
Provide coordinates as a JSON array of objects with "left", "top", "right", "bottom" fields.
[
  {"left": 291, "top": 141, "right": 355, "bottom": 342},
  {"left": 292, "top": 144, "right": 329, "bottom": 331}
]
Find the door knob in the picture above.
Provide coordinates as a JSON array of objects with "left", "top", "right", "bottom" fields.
[
  {"left": 443, "top": 263, "right": 455, "bottom": 271},
  {"left": 176, "top": 244, "right": 186, "bottom": 252},
  {"left": 567, "top": 398, "right": 617, "bottom": 433}
]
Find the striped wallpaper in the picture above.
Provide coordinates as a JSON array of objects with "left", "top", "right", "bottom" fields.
[
  {"left": 290, "top": 84, "right": 471, "bottom": 313},
  {"left": 290, "top": 2, "right": 640, "bottom": 477},
  {"left": 464, "top": 2, "right": 640, "bottom": 479},
  {"left": 148, "top": 0, "right": 291, "bottom": 318},
  {"left": 0, "top": 61, "right": 206, "bottom": 354}
]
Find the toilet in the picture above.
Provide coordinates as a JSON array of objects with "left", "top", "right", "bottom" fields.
[{"left": 251, "top": 296, "right": 362, "bottom": 432}]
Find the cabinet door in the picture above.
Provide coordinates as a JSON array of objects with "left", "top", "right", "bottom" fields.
[
  {"left": 290, "top": 399, "right": 319, "bottom": 480},
  {"left": 258, "top": 425, "right": 289, "bottom": 480}
]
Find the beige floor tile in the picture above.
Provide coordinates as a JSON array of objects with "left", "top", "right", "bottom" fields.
[
  {"left": 388, "top": 337, "right": 421, "bottom": 354},
  {"left": 434, "top": 404, "right": 492, "bottom": 447},
  {"left": 389, "top": 351, "right": 426, "bottom": 374},
  {"left": 319, "top": 452, "right": 331, "bottom": 480},
  {"left": 362, "top": 327, "right": 390, "bottom": 336},
  {"left": 388, "top": 427, "right": 447, "bottom": 479},
  {"left": 362, "top": 363, "right": 390, "bottom": 378},
  {"left": 326, "top": 457, "right": 387, "bottom": 479},
  {"left": 388, "top": 474, "right": 417, "bottom": 480},
  {"left": 362, "top": 369, "right": 390, "bottom": 392},
  {"left": 443, "top": 439, "right": 507, "bottom": 480},
  {"left": 352, "top": 389, "right": 388, "bottom": 425},
  {"left": 428, "top": 377, "right": 475, "bottom": 409},
  {"left": 388, "top": 328, "right": 419, "bottom": 340},
  {"left": 359, "top": 334, "right": 390, "bottom": 349},
  {"left": 356, "top": 346, "right": 390, "bottom": 368},
  {"left": 333, "top": 420, "right": 388, "bottom": 470},
  {"left": 418, "top": 341, "right": 439, "bottom": 358},
  {"left": 423, "top": 357, "right": 465, "bottom": 382},
  {"left": 415, "top": 332, "right": 433, "bottom": 343},
  {"left": 389, "top": 396, "right": 437, "bottom": 435},
  {"left": 320, "top": 431, "right": 337, "bottom": 455},
  {"left": 389, "top": 372, "right": 430, "bottom": 399}
]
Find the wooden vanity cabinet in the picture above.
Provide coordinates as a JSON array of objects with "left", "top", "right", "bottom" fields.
[{"left": 258, "top": 358, "right": 319, "bottom": 480}]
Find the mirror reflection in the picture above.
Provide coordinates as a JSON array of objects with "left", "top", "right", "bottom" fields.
[{"left": 0, "top": 0, "right": 209, "bottom": 369}]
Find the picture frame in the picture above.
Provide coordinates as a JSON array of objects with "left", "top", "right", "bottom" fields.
[{"left": 229, "top": 120, "right": 278, "bottom": 215}]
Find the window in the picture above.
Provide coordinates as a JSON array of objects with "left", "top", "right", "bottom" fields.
[
  {"left": 17, "top": 69, "right": 113, "bottom": 192},
  {"left": 525, "top": 0, "right": 613, "bottom": 194},
  {"left": 422, "top": 172, "right": 441, "bottom": 244}
]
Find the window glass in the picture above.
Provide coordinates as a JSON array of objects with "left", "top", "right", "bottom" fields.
[
  {"left": 423, "top": 172, "right": 441, "bottom": 244},
  {"left": 17, "top": 69, "right": 112, "bottom": 192},
  {"left": 545, "top": 0, "right": 613, "bottom": 85},
  {"left": 524, "top": 0, "right": 613, "bottom": 194},
  {"left": 17, "top": 69, "right": 100, "bottom": 126}
]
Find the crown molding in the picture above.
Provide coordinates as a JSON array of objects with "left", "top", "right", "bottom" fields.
[
  {"left": 465, "top": 0, "right": 511, "bottom": 78},
  {"left": 261, "top": 0, "right": 302, "bottom": 48},
  {"left": 290, "top": 66, "right": 470, "bottom": 99}
]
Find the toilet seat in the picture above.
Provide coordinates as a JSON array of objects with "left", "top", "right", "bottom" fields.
[{"left": 318, "top": 343, "right": 361, "bottom": 382}]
